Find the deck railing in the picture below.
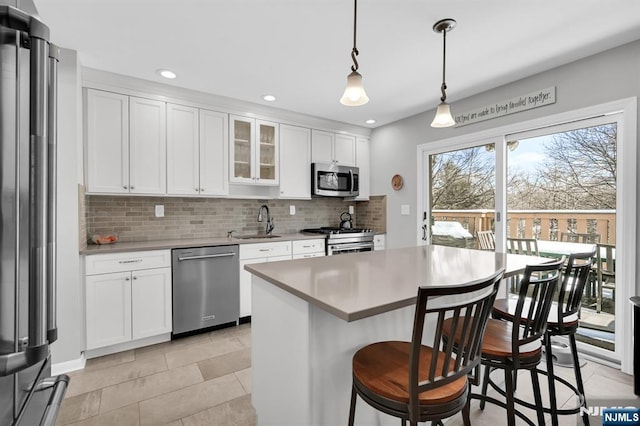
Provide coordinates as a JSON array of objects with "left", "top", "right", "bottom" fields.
[{"left": 432, "top": 209, "right": 616, "bottom": 244}]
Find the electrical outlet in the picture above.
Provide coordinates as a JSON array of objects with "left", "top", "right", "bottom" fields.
[
  {"left": 155, "top": 205, "right": 164, "bottom": 217},
  {"left": 348, "top": 205, "right": 354, "bottom": 214},
  {"left": 401, "top": 204, "right": 410, "bottom": 215},
  {"left": 289, "top": 205, "right": 296, "bottom": 215}
]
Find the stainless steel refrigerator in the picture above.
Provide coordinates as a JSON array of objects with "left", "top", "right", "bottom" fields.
[{"left": 0, "top": 0, "right": 68, "bottom": 424}]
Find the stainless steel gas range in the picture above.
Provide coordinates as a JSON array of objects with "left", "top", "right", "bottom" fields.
[{"left": 301, "top": 227, "right": 374, "bottom": 255}]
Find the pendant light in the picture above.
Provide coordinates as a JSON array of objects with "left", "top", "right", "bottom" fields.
[
  {"left": 340, "top": 0, "right": 369, "bottom": 106},
  {"left": 430, "top": 18, "right": 456, "bottom": 128}
]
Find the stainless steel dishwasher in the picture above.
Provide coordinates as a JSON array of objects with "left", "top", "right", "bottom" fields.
[{"left": 172, "top": 245, "right": 239, "bottom": 335}]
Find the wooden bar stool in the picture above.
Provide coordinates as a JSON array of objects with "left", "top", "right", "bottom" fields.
[
  {"left": 445, "top": 259, "right": 563, "bottom": 426},
  {"left": 348, "top": 269, "right": 504, "bottom": 426},
  {"left": 492, "top": 251, "right": 595, "bottom": 425}
]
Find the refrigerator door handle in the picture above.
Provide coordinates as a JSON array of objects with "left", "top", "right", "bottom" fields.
[{"left": 46, "top": 45, "right": 59, "bottom": 344}]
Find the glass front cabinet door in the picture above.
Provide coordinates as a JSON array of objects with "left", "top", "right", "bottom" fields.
[{"left": 230, "top": 115, "right": 279, "bottom": 185}]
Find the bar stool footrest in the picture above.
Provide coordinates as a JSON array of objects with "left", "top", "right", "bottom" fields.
[
  {"left": 485, "top": 366, "right": 587, "bottom": 416},
  {"left": 469, "top": 392, "right": 537, "bottom": 426}
]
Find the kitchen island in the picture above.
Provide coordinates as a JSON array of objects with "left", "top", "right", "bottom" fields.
[{"left": 245, "top": 244, "right": 550, "bottom": 426}]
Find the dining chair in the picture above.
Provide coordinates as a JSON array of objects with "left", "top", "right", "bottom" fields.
[
  {"left": 492, "top": 251, "right": 594, "bottom": 426},
  {"left": 348, "top": 269, "right": 504, "bottom": 426},
  {"left": 560, "top": 232, "right": 601, "bottom": 244},
  {"left": 476, "top": 230, "right": 495, "bottom": 250},
  {"left": 595, "top": 243, "right": 615, "bottom": 313},
  {"left": 506, "top": 237, "right": 539, "bottom": 256},
  {"left": 445, "top": 258, "right": 563, "bottom": 426}
]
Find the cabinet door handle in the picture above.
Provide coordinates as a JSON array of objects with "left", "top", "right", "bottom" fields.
[
  {"left": 119, "top": 259, "right": 143, "bottom": 264},
  {"left": 200, "top": 188, "right": 204, "bottom": 192},
  {"left": 130, "top": 186, "right": 134, "bottom": 190},
  {"left": 123, "top": 186, "right": 128, "bottom": 189},
  {"left": 132, "top": 276, "right": 138, "bottom": 280},
  {"left": 124, "top": 276, "right": 130, "bottom": 281}
]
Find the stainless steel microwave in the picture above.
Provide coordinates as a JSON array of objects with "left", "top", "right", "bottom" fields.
[{"left": 312, "top": 162, "right": 359, "bottom": 197}]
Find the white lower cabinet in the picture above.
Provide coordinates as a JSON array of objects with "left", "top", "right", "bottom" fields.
[
  {"left": 85, "top": 250, "right": 172, "bottom": 352},
  {"left": 239, "top": 241, "right": 292, "bottom": 318}
]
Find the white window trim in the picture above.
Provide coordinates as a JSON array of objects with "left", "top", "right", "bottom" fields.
[{"left": 417, "top": 97, "right": 637, "bottom": 373}]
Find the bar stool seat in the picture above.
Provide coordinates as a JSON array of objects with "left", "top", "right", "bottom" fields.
[
  {"left": 352, "top": 341, "right": 468, "bottom": 405},
  {"left": 476, "top": 319, "right": 542, "bottom": 359}
]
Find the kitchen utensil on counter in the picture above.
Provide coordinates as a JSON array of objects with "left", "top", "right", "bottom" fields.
[{"left": 340, "top": 212, "right": 353, "bottom": 229}]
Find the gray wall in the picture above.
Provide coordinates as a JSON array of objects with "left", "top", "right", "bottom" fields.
[
  {"left": 370, "top": 39, "right": 640, "bottom": 252},
  {"left": 51, "top": 48, "right": 83, "bottom": 365}
]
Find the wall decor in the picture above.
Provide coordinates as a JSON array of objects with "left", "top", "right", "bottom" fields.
[{"left": 454, "top": 86, "right": 556, "bottom": 127}]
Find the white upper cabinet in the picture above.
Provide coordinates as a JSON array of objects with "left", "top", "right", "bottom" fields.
[
  {"left": 311, "top": 130, "right": 334, "bottom": 164},
  {"left": 230, "top": 115, "right": 279, "bottom": 185},
  {"left": 199, "top": 109, "right": 229, "bottom": 196},
  {"left": 129, "top": 97, "right": 166, "bottom": 194},
  {"left": 311, "top": 129, "right": 356, "bottom": 166},
  {"left": 85, "top": 89, "right": 130, "bottom": 193},
  {"left": 85, "top": 89, "right": 166, "bottom": 194},
  {"left": 334, "top": 134, "right": 356, "bottom": 165},
  {"left": 355, "top": 137, "right": 370, "bottom": 200},
  {"left": 167, "top": 103, "right": 199, "bottom": 195},
  {"left": 166, "top": 105, "right": 228, "bottom": 196},
  {"left": 279, "top": 124, "right": 311, "bottom": 199}
]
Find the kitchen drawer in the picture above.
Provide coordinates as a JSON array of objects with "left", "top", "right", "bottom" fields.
[
  {"left": 85, "top": 250, "right": 172, "bottom": 275},
  {"left": 292, "top": 252, "right": 325, "bottom": 260},
  {"left": 292, "top": 239, "right": 325, "bottom": 255},
  {"left": 240, "top": 241, "right": 291, "bottom": 260}
]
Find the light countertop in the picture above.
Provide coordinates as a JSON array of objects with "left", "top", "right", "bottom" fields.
[
  {"left": 80, "top": 233, "right": 324, "bottom": 255},
  {"left": 245, "top": 245, "right": 551, "bottom": 322}
]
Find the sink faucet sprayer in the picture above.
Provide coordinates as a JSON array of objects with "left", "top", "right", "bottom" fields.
[{"left": 257, "top": 205, "right": 274, "bottom": 235}]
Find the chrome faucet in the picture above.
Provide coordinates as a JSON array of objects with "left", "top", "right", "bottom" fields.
[{"left": 257, "top": 205, "right": 274, "bottom": 235}]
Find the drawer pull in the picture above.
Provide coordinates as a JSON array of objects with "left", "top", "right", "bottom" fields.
[
  {"left": 119, "top": 259, "right": 143, "bottom": 264},
  {"left": 258, "top": 248, "right": 273, "bottom": 252}
]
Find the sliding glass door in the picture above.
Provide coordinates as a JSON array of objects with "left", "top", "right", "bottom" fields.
[
  {"left": 419, "top": 102, "right": 635, "bottom": 368},
  {"left": 428, "top": 143, "right": 495, "bottom": 250},
  {"left": 505, "top": 119, "right": 617, "bottom": 352}
]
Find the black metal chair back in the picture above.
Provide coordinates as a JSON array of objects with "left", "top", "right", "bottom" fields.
[
  {"left": 555, "top": 250, "right": 595, "bottom": 333},
  {"left": 510, "top": 259, "right": 563, "bottom": 368},
  {"left": 407, "top": 269, "right": 503, "bottom": 422}
]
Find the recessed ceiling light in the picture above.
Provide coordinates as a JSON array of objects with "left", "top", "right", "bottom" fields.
[
  {"left": 365, "top": 119, "right": 376, "bottom": 124},
  {"left": 156, "top": 69, "right": 176, "bottom": 79},
  {"left": 263, "top": 94, "right": 277, "bottom": 102}
]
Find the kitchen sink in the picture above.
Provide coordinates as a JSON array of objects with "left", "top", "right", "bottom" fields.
[{"left": 233, "top": 234, "right": 281, "bottom": 239}]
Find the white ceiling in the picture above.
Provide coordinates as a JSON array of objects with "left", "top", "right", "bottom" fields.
[{"left": 34, "top": 0, "right": 640, "bottom": 128}]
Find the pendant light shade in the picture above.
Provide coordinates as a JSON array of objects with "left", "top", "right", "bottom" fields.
[
  {"left": 340, "top": 70, "right": 369, "bottom": 106},
  {"left": 340, "top": 0, "right": 369, "bottom": 106},
  {"left": 430, "top": 18, "right": 456, "bottom": 128},
  {"left": 431, "top": 102, "right": 455, "bottom": 127}
]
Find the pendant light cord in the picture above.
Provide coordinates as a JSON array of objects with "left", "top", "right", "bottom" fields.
[
  {"left": 351, "top": 0, "right": 359, "bottom": 72},
  {"left": 440, "top": 28, "right": 447, "bottom": 102}
]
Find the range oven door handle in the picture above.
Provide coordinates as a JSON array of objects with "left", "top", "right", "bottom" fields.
[
  {"left": 328, "top": 242, "right": 374, "bottom": 254},
  {"left": 178, "top": 253, "right": 236, "bottom": 261}
]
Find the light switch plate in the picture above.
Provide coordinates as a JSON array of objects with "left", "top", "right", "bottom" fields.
[
  {"left": 348, "top": 205, "right": 354, "bottom": 214},
  {"left": 155, "top": 205, "right": 164, "bottom": 218},
  {"left": 401, "top": 204, "right": 410, "bottom": 215},
  {"left": 289, "top": 205, "right": 296, "bottom": 215}
]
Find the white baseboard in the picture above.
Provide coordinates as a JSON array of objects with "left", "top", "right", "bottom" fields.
[{"left": 52, "top": 354, "right": 86, "bottom": 375}]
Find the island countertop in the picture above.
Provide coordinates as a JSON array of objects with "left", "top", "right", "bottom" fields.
[{"left": 244, "top": 244, "right": 550, "bottom": 322}]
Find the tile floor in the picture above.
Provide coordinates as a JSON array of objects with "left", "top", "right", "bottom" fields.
[
  {"left": 56, "top": 323, "right": 256, "bottom": 426},
  {"left": 57, "top": 323, "right": 637, "bottom": 425}
]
